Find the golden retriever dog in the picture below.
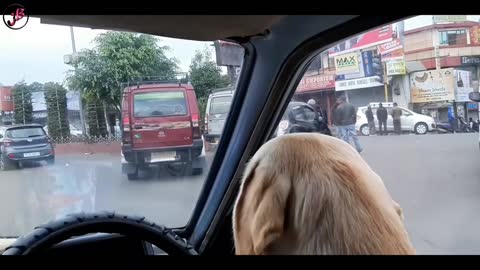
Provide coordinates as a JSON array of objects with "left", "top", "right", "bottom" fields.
[{"left": 233, "top": 133, "right": 415, "bottom": 255}]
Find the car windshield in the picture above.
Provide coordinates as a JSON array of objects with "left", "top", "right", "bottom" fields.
[
  {"left": 210, "top": 96, "right": 232, "bottom": 114},
  {"left": 0, "top": 17, "right": 244, "bottom": 238},
  {"left": 6, "top": 127, "right": 45, "bottom": 138},
  {"left": 134, "top": 91, "right": 187, "bottom": 117}
]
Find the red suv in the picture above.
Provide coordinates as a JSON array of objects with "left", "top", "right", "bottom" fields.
[{"left": 121, "top": 81, "right": 205, "bottom": 180}]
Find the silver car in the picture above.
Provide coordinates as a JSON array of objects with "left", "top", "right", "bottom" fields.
[{"left": 203, "top": 87, "right": 234, "bottom": 148}]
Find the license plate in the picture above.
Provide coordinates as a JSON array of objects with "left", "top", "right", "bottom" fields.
[
  {"left": 151, "top": 151, "right": 177, "bottom": 162},
  {"left": 24, "top": 152, "right": 40, "bottom": 157}
]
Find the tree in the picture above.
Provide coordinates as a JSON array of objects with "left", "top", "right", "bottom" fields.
[
  {"left": 86, "top": 99, "right": 108, "bottom": 138},
  {"left": 12, "top": 81, "right": 33, "bottom": 124},
  {"left": 28, "top": 82, "right": 44, "bottom": 92},
  {"left": 189, "top": 47, "right": 230, "bottom": 100},
  {"left": 67, "top": 31, "right": 179, "bottom": 114},
  {"left": 44, "top": 82, "right": 70, "bottom": 139},
  {"left": 189, "top": 48, "right": 229, "bottom": 130}
]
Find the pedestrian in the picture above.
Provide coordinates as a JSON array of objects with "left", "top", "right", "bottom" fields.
[
  {"left": 308, "top": 99, "right": 332, "bottom": 136},
  {"left": 365, "top": 105, "right": 375, "bottom": 135},
  {"left": 391, "top": 102, "right": 402, "bottom": 135},
  {"left": 332, "top": 96, "right": 363, "bottom": 153},
  {"left": 376, "top": 102, "right": 388, "bottom": 136}
]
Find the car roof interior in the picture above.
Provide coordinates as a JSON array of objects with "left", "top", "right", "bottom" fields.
[{"left": 30, "top": 15, "right": 410, "bottom": 255}]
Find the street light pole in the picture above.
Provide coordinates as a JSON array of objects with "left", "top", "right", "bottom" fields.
[{"left": 70, "top": 26, "right": 86, "bottom": 135}]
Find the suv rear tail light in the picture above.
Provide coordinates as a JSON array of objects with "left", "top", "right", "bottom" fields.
[
  {"left": 123, "top": 114, "right": 130, "bottom": 127},
  {"left": 192, "top": 113, "right": 201, "bottom": 139},
  {"left": 191, "top": 113, "right": 199, "bottom": 127},
  {"left": 7, "top": 153, "right": 15, "bottom": 158}
]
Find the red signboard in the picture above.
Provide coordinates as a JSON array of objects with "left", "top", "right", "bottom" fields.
[
  {"left": 0, "top": 87, "right": 13, "bottom": 111},
  {"left": 329, "top": 25, "right": 394, "bottom": 57},
  {"left": 378, "top": 39, "right": 402, "bottom": 55},
  {"left": 296, "top": 72, "right": 335, "bottom": 92}
]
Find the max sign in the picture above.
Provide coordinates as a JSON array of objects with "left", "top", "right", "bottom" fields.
[{"left": 334, "top": 52, "right": 359, "bottom": 74}]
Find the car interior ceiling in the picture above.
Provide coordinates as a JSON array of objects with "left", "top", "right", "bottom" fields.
[{"left": 6, "top": 15, "right": 411, "bottom": 255}]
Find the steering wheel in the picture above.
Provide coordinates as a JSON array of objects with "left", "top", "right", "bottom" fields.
[{"left": 2, "top": 212, "right": 197, "bottom": 255}]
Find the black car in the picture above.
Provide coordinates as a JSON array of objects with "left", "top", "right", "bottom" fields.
[
  {"left": 0, "top": 124, "right": 55, "bottom": 171},
  {"left": 275, "top": 101, "right": 331, "bottom": 137}
]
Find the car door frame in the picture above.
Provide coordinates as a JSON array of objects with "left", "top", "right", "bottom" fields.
[{"left": 184, "top": 15, "right": 409, "bottom": 253}]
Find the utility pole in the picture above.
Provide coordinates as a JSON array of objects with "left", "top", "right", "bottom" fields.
[{"left": 70, "top": 26, "right": 86, "bottom": 135}]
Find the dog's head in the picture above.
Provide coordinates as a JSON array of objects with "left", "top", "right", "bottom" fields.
[{"left": 233, "top": 133, "right": 414, "bottom": 255}]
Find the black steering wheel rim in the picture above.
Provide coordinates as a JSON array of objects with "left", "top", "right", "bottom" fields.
[{"left": 2, "top": 212, "right": 197, "bottom": 255}]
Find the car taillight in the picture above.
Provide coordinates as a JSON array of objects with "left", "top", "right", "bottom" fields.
[
  {"left": 192, "top": 113, "right": 201, "bottom": 139},
  {"left": 7, "top": 153, "right": 15, "bottom": 158},
  {"left": 123, "top": 114, "right": 130, "bottom": 126},
  {"left": 192, "top": 113, "right": 199, "bottom": 127},
  {"left": 3, "top": 139, "right": 13, "bottom": 146},
  {"left": 204, "top": 115, "right": 208, "bottom": 133}
]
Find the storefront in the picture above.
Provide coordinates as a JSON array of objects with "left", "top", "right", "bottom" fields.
[
  {"left": 293, "top": 71, "right": 336, "bottom": 125},
  {"left": 409, "top": 68, "right": 475, "bottom": 122}
]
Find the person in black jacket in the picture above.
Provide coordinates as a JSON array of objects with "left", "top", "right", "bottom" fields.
[
  {"left": 365, "top": 106, "right": 375, "bottom": 135},
  {"left": 376, "top": 103, "right": 388, "bottom": 136},
  {"left": 333, "top": 96, "right": 363, "bottom": 153}
]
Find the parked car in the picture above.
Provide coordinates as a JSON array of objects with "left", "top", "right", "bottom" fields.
[
  {"left": 120, "top": 81, "right": 205, "bottom": 180},
  {"left": 0, "top": 124, "right": 55, "bottom": 171},
  {"left": 356, "top": 102, "right": 436, "bottom": 136},
  {"left": 204, "top": 87, "right": 234, "bottom": 150},
  {"left": 44, "top": 124, "right": 83, "bottom": 137},
  {"left": 275, "top": 101, "right": 331, "bottom": 137}
]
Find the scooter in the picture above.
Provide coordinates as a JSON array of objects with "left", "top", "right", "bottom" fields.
[
  {"left": 437, "top": 117, "right": 473, "bottom": 133},
  {"left": 436, "top": 121, "right": 454, "bottom": 133}
]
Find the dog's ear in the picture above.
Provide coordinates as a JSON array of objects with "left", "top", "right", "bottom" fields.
[
  {"left": 393, "top": 200, "right": 404, "bottom": 221},
  {"left": 249, "top": 167, "right": 291, "bottom": 255}
]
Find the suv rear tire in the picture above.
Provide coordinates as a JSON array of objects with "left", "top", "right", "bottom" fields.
[{"left": 127, "top": 166, "right": 139, "bottom": 180}]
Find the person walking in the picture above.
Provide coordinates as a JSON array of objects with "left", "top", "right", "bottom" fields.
[
  {"left": 332, "top": 96, "right": 363, "bottom": 153},
  {"left": 376, "top": 102, "right": 388, "bottom": 136},
  {"left": 391, "top": 102, "right": 402, "bottom": 135},
  {"left": 308, "top": 99, "right": 332, "bottom": 136},
  {"left": 365, "top": 105, "right": 375, "bottom": 135}
]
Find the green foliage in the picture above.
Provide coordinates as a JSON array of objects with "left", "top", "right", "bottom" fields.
[
  {"left": 44, "top": 82, "right": 70, "bottom": 139},
  {"left": 67, "top": 31, "right": 179, "bottom": 112},
  {"left": 86, "top": 100, "right": 108, "bottom": 137},
  {"left": 189, "top": 47, "right": 229, "bottom": 129},
  {"left": 12, "top": 81, "right": 33, "bottom": 124},
  {"left": 189, "top": 48, "right": 230, "bottom": 100}
]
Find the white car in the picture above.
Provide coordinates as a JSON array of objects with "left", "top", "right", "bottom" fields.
[
  {"left": 43, "top": 124, "right": 83, "bottom": 137},
  {"left": 355, "top": 102, "right": 436, "bottom": 136}
]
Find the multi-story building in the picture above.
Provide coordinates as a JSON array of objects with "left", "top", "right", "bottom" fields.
[{"left": 403, "top": 18, "right": 480, "bottom": 121}]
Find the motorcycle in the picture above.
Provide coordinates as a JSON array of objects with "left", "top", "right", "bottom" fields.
[{"left": 437, "top": 117, "right": 473, "bottom": 133}]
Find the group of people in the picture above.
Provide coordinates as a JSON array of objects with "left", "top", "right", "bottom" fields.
[
  {"left": 365, "top": 102, "right": 403, "bottom": 136},
  {"left": 306, "top": 96, "right": 406, "bottom": 154}
]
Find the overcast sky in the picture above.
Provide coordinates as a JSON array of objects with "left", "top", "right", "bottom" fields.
[{"left": 1, "top": 15, "right": 479, "bottom": 86}]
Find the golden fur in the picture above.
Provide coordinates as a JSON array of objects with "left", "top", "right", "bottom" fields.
[{"left": 233, "top": 133, "right": 415, "bottom": 255}]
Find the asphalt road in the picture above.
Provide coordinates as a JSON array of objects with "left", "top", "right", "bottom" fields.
[{"left": 0, "top": 133, "right": 479, "bottom": 254}]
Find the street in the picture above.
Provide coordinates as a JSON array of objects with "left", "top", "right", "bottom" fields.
[{"left": 0, "top": 133, "right": 479, "bottom": 254}]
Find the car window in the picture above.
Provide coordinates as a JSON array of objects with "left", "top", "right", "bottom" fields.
[
  {"left": 0, "top": 21, "right": 243, "bottom": 238},
  {"left": 6, "top": 127, "right": 45, "bottom": 138},
  {"left": 210, "top": 96, "right": 232, "bottom": 115},
  {"left": 134, "top": 91, "right": 187, "bottom": 117},
  {"left": 271, "top": 15, "right": 480, "bottom": 255},
  {"left": 402, "top": 109, "right": 413, "bottom": 116}
]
